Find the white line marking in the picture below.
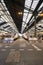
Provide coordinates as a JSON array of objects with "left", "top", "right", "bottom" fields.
[
  {"left": 32, "top": 44, "right": 42, "bottom": 51},
  {"left": 5, "top": 46, "right": 10, "bottom": 48},
  {"left": 27, "top": 49, "right": 33, "bottom": 51},
  {"left": 19, "top": 49, "right": 24, "bottom": 51},
  {"left": 1, "top": 49, "right": 6, "bottom": 51}
]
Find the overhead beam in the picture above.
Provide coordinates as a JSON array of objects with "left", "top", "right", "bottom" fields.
[
  {"left": 0, "top": 22, "right": 7, "bottom": 26},
  {"left": 24, "top": 0, "right": 43, "bottom": 32}
]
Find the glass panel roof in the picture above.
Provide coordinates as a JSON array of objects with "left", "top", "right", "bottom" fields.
[
  {"left": 31, "top": 0, "right": 39, "bottom": 11},
  {"left": 26, "top": 13, "right": 32, "bottom": 23},
  {"left": 0, "top": 0, "right": 18, "bottom": 33},
  {"left": 24, "top": 9, "right": 29, "bottom": 12},
  {"left": 25, "top": 0, "right": 32, "bottom": 8},
  {"left": 29, "top": 19, "right": 43, "bottom": 34},
  {"left": 0, "top": 18, "right": 4, "bottom": 23},
  {"left": 38, "top": 2, "right": 43, "bottom": 11},
  {"left": 23, "top": 12, "right": 28, "bottom": 22},
  {"left": 0, "top": 0, "right": 43, "bottom": 34},
  {"left": 21, "top": 0, "right": 42, "bottom": 33}
]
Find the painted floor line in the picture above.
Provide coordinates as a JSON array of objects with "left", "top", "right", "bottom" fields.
[
  {"left": 19, "top": 49, "right": 24, "bottom": 51},
  {"left": 1, "top": 49, "right": 6, "bottom": 51},
  {"left": 32, "top": 44, "right": 42, "bottom": 51},
  {"left": 5, "top": 46, "right": 10, "bottom": 48}
]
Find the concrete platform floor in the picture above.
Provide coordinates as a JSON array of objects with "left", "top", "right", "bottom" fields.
[{"left": 0, "top": 38, "right": 43, "bottom": 65}]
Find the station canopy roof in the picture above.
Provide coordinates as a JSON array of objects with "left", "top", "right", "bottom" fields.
[{"left": 0, "top": 0, "right": 43, "bottom": 34}]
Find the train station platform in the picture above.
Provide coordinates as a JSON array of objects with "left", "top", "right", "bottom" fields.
[{"left": 0, "top": 38, "right": 43, "bottom": 65}]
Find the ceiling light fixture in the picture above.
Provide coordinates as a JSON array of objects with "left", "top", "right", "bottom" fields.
[
  {"left": 18, "top": 12, "right": 22, "bottom": 15},
  {"left": 38, "top": 13, "right": 43, "bottom": 17}
]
